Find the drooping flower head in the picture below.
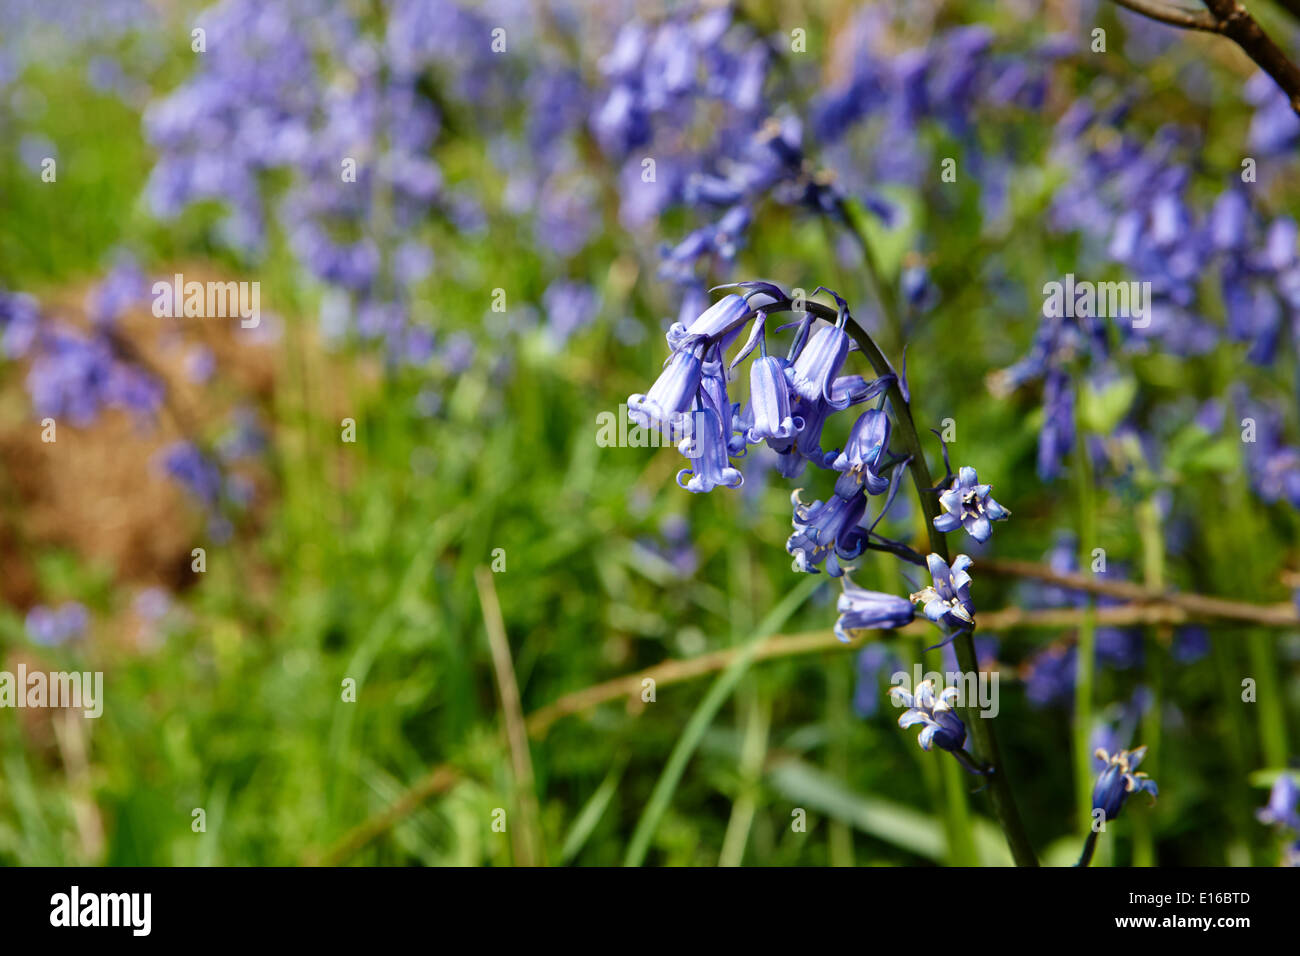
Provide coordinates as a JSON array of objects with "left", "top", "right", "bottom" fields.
[
  {"left": 787, "top": 322, "right": 851, "bottom": 405},
  {"left": 889, "top": 679, "right": 967, "bottom": 753},
  {"left": 677, "top": 403, "right": 743, "bottom": 493},
  {"left": 746, "top": 354, "right": 802, "bottom": 443},
  {"left": 786, "top": 488, "right": 867, "bottom": 576},
  {"left": 910, "top": 553, "right": 976, "bottom": 628},
  {"left": 832, "top": 408, "right": 892, "bottom": 497},
  {"left": 628, "top": 343, "right": 704, "bottom": 429},
  {"left": 834, "top": 576, "right": 915, "bottom": 642},
  {"left": 1091, "top": 746, "right": 1158, "bottom": 822},
  {"left": 933, "top": 465, "right": 1010, "bottom": 542}
]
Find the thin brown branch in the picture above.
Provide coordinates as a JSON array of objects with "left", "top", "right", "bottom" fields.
[
  {"left": 979, "top": 558, "right": 1300, "bottom": 627},
  {"left": 307, "top": 765, "right": 460, "bottom": 866},
  {"left": 1110, "top": 0, "right": 1218, "bottom": 30},
  {"left": 1110, "top": 0, "right": 1300, "bottom": 113}
]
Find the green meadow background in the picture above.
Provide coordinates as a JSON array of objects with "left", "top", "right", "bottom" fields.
[{"left": 1, "top": 0, "right": 1297, "bottom": 867}]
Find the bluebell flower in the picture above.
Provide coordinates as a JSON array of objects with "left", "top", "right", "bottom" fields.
[
  {"left": 1092, "top": 746, "right": 1158, "bottom": 822},
  {"left": 746, "top": 354, "right": 802, "bottom": 442},
  {"left": 834, "top": 576, "right": 915, "bottom": 642},
  {"left": 0, "top": 290, "right": 41, "bottom": 358},
  {"left": 666, "top": 292, "right": 749, "bottom": 351},
  {"left": 900, "top": 263, "right": 936, "bottom": 310},
  {"left": 659, "top": 211, "right": 753, "bottom": 284},
  {"left": 889, "top": 679, "right": 967, "bottom": 753},
  {"left": 785, "top": 374, "right": 893, "bottom": 474},
  {"left": 1022, "top": 643, "right": 1075, "bottom": 708},
  {"left": 910, "top": 553, "right": 976, "bottom": 628},
  {"left": 933, "top": 465, "right": 1010, "bottom": 543},
  {"left": 676, "top": 404, "right": 743, "bottom": 493},
  {"left": 628, "top": 344, "right": 704, "bottom": 429},
  {"left": 786, "top": 488, "right": 868, "bottom": 576},
  {"left": 831, "top": 408, "right": 891, "bottom": 497},
  {"left": 1209, "top": 188, "right": 1251, "bottom": 251},
  {"left": 1246, "top": 71, "right": 1300, "bottom": 156},
  {"left": 788, "top": 322, "right": 851, "bottom": 405},
  {"left": 85, "top": 253, "right": 147, "bottom": 327},
  {"left": 1257, "top": 773, "right": 1300, "bottom": 830}
]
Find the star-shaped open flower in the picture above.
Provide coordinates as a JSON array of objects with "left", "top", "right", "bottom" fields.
[
  {"left": 1092, "top": 746, "right": 1159, "bottom": 822},
  {"left": 889, "top": 679, "right": 967, "bottom": 753},
  {"left": 933, "top": 466, "right": 1010, "bottom": 543},
  {"left": 910, "top": 553, "right": 976, "bottom": 629}
]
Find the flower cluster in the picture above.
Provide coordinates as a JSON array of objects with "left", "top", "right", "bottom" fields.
[
  {"left": 629, "top": 282, "right": 1011, "bottom": 775},
  {"left": 993, "top": 80, "right": 1300, "bottom": 502},
  {"left": 628, "top": 284, "right": 912, "bottom": 572},
  {"left": 144, "top": 0, "right": 492, "bottom": 367}
]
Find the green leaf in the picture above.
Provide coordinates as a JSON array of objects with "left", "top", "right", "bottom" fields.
[
  {"left": 1079, "top": 376, "right": 1138, "bottom": 434},
  {"left": 766, "top": 759, "right": 1012, "bottom": 865},
  {"left": 559, "top": 759, "right": 627, "bottom": 865}
]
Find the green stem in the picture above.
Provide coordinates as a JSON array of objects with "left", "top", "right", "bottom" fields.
[
  {"left": 742, "top": 293, "right": 1039, "bottom": 866},
  {"left": 1072, "top": 426, "right": 1098, "bottom": 839},
  {"left": 925, "top": 642, "right": 980, "bottom": 865},
  {"left": 1075, "top": 829, "right": 1100, "bottom": 867},
  {"left": 863, "top": 352, "right": 1038, "bottom": 866},
  {"left": 834, "top": 199, "right": 906, "bottom": 350}
]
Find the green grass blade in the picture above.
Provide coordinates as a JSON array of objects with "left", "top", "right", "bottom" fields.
[
  {"left": 623, "top": 575, "right": 821, "bottom": 866},
  {"left": 559, "top": 758, "right": 627, "bottom": 865}
]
